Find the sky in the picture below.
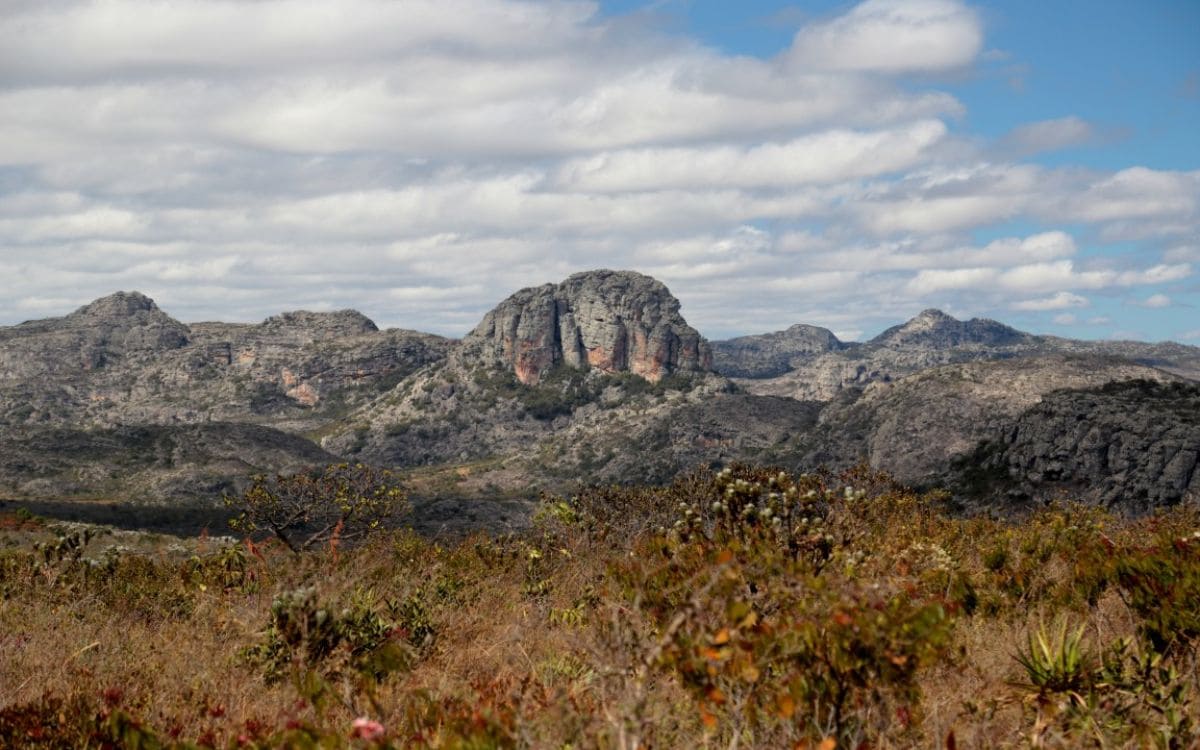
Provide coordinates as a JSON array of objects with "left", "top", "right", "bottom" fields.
[{"left": 0, "top": 0, "right": 1197, "bottom": 343}]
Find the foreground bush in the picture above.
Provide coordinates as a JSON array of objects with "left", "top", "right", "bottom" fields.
[{"left": 1, "top": 466, "right": 1197, "bottom": 748}]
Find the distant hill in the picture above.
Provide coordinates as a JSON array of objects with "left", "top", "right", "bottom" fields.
[
  {"left": 0, "top": 275, "right": 1196, "bottom": 516},
  {"left": 714, "top": 308, "right": 1200, "bottom": 400}
]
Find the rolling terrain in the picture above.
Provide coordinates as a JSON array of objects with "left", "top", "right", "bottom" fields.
[{"left": 1, "top": 270, "right": 1196, "bottom": 519}]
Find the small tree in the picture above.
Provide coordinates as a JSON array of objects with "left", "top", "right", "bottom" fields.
[{"left": 226, "top": 463, "right": 408, "bottom": 553}]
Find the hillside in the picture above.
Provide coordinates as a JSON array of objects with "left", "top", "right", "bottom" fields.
[{"left": 0, "top": 272, "right": 1196, "bottom": 516}]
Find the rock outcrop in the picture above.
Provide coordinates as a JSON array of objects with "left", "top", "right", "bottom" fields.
[
  {"left": 0, "top": 291, "right": 191, "bottom": 380},
  {"left": 793, "top": 354, "right": 1184, "bottom": 490},
  {"left": 958, "top": 380, "right": 1200, "bottom": 511},
  {"left": 711, "top": 324, "right": 845, "bottom": 378},
  {"left": 461, "top": 270, "right": 711, "bottom": 384}
]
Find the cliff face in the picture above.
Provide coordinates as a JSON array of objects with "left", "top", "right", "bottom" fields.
[
  {"left": 461, "top": 270, "right": 712, "bottom": 384},
  {"left": 975, "top": 380, "right": 1200, "bottom": 511}
]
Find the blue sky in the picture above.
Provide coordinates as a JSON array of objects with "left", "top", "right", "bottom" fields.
[{"left": 0, "top": 0, "right": 1197, "bottom": 342}]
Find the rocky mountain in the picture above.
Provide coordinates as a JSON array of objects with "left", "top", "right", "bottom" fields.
[
  {"left": 710, "top": 323, "right": 845, "bottom": 378},
  {"left": 461, "top": 270, "right": 711, "bottom": 385},
  {"left": 869, "top": 308, "right": 1032, "bottom": 349},
  {"left": 790, "top": 354, "right": 1186, "bottom": 493},
  {"left": 0, "top": 292, "right": 190, "bottom": 380},
  {"left": 0, "top": 293, "right": 452, "bottom": 432},
  {"left": 721, "top": 308, "right": 1200, "bottom": 401},
  {"left": 0, "top": 275, "right": 1196, "bottom": 518}
]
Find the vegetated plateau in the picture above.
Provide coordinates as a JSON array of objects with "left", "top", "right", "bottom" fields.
[{"left": 1, "top": 269, "right": 1197, "bottom": 748}]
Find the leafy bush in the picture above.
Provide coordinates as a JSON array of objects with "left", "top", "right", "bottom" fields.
[
  {"left": 1113, "top": 531, "right": 1200, "bottom": 654},
  {"left": 244, "top": 586, "right": 412, "bottom": 685},
  {"left": 226, "top": 463, "right": 408, "bottom": 553}
]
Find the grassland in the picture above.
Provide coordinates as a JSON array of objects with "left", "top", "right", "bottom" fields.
[{"left": 1, "top": 465, "right": 1197, "bottom": 748}]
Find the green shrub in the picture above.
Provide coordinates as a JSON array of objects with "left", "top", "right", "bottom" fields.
[
  {"left": 1114, "top": 531, "right": 1200, "bottom": 654},
  {"left": 244, "top": 586, "right": 412, "bottom": 685},
  {"left": 226, "top": 463, "right": 408, "bottom": 554}
]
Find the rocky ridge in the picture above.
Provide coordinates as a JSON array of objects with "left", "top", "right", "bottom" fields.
[
  {"left": 0, "top": 277, "right": 1197, "bottom": 517},
  {"left": 0, "top": 293, "right": 452, "bottom": 432},
  {"left": 791, "top": 355, "right": 1190, "bottom": 497},
  {"left": 710, "top": 323, "right": 846, "bottom": 378},
  {"left": 723, "top": 308, "right": 1200, "bottom": 401}
]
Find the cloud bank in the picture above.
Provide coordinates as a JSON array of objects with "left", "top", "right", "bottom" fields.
[{"left": 0, "top": 0, "right": 1194, "bottom": 340}]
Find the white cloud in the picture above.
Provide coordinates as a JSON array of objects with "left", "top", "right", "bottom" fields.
[
  {"left": 0, "top": 0, "right": 1194, "bottom": 341},
  {"left": 785, "top": 0, "right": 983, "bottom": 73},
  {"left": 1059, "top": 167, "right": 1200, "bottom": 223},
  {"left": 1053, "top": 313, "right": 1078, "bottom": 325},
  {"left": 1013, "top": 291, "right": 1089, "bottom": 311},
  {"left": 551, "top": 120, "right": 947, "bottom": 192},
  {"left": 1139, "top": 293, "right": 1172, "bottom": 308}
]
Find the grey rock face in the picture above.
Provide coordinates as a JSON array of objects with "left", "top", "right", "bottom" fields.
[
  {"left": 462, "top": 270, "right": 712, "bottom": 384},
  {"left": 711, "top": 324, "right": 844, "bottom": 378},
  {"left": 793, "top": 354, "right": 1183, "bottom": 491},
  {"left": 963, "top": 380, "right": 1200, "bottom": 511},
  {"left": 0, "top": 291, "right": 191, "bottom": 379}
]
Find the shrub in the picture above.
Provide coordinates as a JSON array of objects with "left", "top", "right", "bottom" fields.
[
  {"left": 226, "top": 463, "right": 408, "bottom": 553},
  {"left": 1113, "top": 531, "right": 1200, "bottom": 655},
  {"left": 244, "top": 586, "right": 412, "bottom": 685}
]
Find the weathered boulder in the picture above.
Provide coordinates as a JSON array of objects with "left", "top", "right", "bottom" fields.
[{"left": 462, "top": 270, "right": 712, "bottom": 384}]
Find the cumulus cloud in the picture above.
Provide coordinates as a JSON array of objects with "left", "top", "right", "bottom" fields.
[
  {"left": 785, "top": 0, "right": 983, "bottom": 73},
  {"left": 0, "top": 0, "right": 1194, "bottom": 340},
  {"left": 1139, "top": 293, "right": 1172, "bottom": 308},
  {"left": 1013, "top": 291, "right": 1089, "bottom": 311}
]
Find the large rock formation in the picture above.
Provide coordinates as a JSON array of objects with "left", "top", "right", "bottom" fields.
[
  {"left": 957, "top": 380, "right": 1200, "bottom": 511},
  {"left": 461, "top": 270, "right": 712, "bottom": 384},
  {"left": 711, "top": 323, "right": 845, "bottom": 378},
  {"left": 0, "top": 293, "right": 452, "bottom": 430},
  {"left": 793, "top": 354, "right": 1186, "bottom": 491},
  {"left": 0, "top": 291, "right": 191, "bottom": 380}
]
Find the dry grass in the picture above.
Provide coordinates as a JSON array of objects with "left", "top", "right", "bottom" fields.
[{"left": 1, "top": 467, "right": 1198, "bottom": 748}]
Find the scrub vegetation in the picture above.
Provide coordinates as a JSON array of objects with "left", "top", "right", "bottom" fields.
[{"left": 1, "top": 465, "right": 1197, "bottom": 748}]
